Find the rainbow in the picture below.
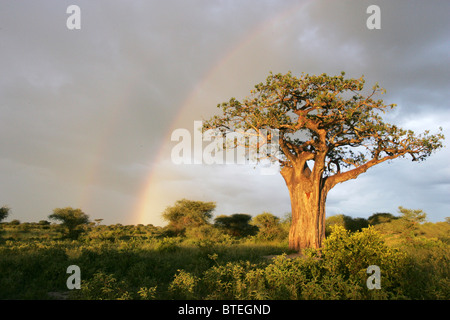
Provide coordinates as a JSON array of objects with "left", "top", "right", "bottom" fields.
[
  {"left": 131, "top": 1, "right": 309, "bottom": 225},
  {"left": 78, "top": 75, "right": 141, "bottom": 216}
]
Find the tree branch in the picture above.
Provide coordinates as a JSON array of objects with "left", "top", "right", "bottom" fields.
[{"left": 325, "top": 151, "right": 407, "bottom": 190}]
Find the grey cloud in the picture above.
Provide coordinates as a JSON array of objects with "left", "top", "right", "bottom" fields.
[{"left": 0, "top": 0, "right": 448, "bottom": 224}]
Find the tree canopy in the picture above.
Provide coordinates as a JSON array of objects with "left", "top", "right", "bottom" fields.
[
  {"left": 203, "top": 71, "right": 445, "bottom": 250},
  {"left": 162, "top": 199, "right": 216, "bottom": 236},
  {"left": 0, "top": 206, "right": 10, "bottom": 223},
  {"left": 204, "top": 72, "right": 444, "bottom": 185},
  {"left": 48, "top": 207, "right": 90, "bottom": 239},
  {"left": 213, "top": 213, "right": 257, "bottom": 237}
]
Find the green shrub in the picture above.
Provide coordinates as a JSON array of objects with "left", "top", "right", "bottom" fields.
[
  {"left": 156, "top": 237, "right": 182, "bottom": 253},
  {"left": 323, "top": 225, "right": 407, "bottom": 298},
  {"left": 184, "top": 224, "right": 226, "bottom": 243},
  {"left": 1, "top": 217, "right": 448, "bottom": 300},
  {"left": 137, "top": 286, "right": 158, "bottom": 300},
  {"left": 325, "top": 214, "right": 369, "bottom": 234},
  {"left": 202, "top": 260, "right": 262, "bottom": 300},
  {"left": 70, "top": 271, "right": 132, "bottom": 300},
  {"left": 399, "top": 237, "right": 450, "bottom": 299},
  {"left": 168, "top": 269, "right": 199, "bottom": 299},
  {"left": 252, "top": 212, "right": 288, "bottom": 241}
]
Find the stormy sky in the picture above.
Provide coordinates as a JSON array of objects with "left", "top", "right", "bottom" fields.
[{"left": 1, "top": 0, "right": 449, "bottom": 226}]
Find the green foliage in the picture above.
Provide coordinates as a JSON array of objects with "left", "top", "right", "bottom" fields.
[
  {"left": 203, "top": 71, "right": 445, "bottom": 176},
  {"left": 156, "top": 237, "right": 182, "bottom": 253},
  {"left": 368, "top": 212, "right": 398, "bottom": 225},
  {"left": 251, "top": 212, "right": 288, "bottom": 241},
  {"left": 325, "top": 214, "right": 369, "bottom": 235},
  {"left": 70, "top": 272, "right": 132, "bottom": 300},
  {"left": 191, "top": 226, "right": 406, "bottom": 300},
  {"left": 323, "top": 226, "right": 407, "bottom": 298},
  {"left": 48, "top": 207, "right": 90, "bottom": 240},
  {"left": 184, "top": 224, "right": 230, "bottom": 245},
  {"left": 162, "top": 199, "right": 216, "bottom": 236},
  {"left": 195, "top": 227, "right": 406, "bottom": 300},
  {"left": 168, "top": 269, "right": 199, "bottom": 299},
  {"left": 214, "top": 213, "right": 258, "bottom": 237},
  {"left": 137, "top": 286, "right": 158, "bottom": 300},
  {"left": 0, "top": 205, "right": 11, "bottom": 222},
  {"left": 0, "top": 245, "right": 69, "bottom": 299},
  {"left": 202, "top": 260, "right": 263, "bottom": 299},
  {"left": 171, "top": 225, "right": 446, "bottom": 300},
  {"left": 1, "top": 206, "right": 448, "bottom": 300},
  {"left": 38, "top": 220, "right": 50, "bottom": 226},
  {"left": 400, "top": 237, "right": 450, "bottom": 299},
  {"left": 370, "top": 207, "right": 444, "bottom": 245},
  {"left": 398, "top": 206, "right": 427, "bottom": 221}
]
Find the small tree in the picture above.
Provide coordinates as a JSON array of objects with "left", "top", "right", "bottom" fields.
[
  {"left": 0, "top": 206, "right": 10, "bottom": 223},
  {"left": 162, "top": 199, "right": 216, "bottom": 236},
  {"left": 397, "top": 206, "right": 427, "bottom": 240},
  {"left": 252, "top": 212, "right": 286, "bottom": 240},
  {"left": 214, "top": 213, "right": 258, "bottom": 237},
  {"left": 0, "top": 206, "right": 10, "bottom": 240},
  {"left": 49, "top": 207, "right": 90, "bottom": 239},
  {"left": 368, "top": 212, "right": 397, "bottom": 225},
  {"left": 398, "top": 206, "right": 427, "bottom": 224}
]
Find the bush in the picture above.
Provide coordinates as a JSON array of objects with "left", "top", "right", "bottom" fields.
[
  {"left": 196, "top": 226, "right": 409, "bottom": 300},
  {"left": 70, "top": 272, "right": 132, "bottom": 300},
  {"left": 0, "top": 247, "right": 69, "bottom": 299},
  {"left": 322, "top": 226, "right": 408, "bottom": 298},
  {"left": 325, "top": 215, "right": 369, "bottom": 234},
  {"left": 168, "top": 269, "right": 199, "bottom": 299},
  {"left": 156, "top": 237, "right": 182, "bottom": 253},
  {"left": 399, "top": 237, "right": 450, "bottom": 299},
  {"left": 368, "top": 213, "right": 398, "bottom": 225},
  {"left": 214, "top": 214, "right": 258, "bottom": 238},
  {"left": 1, "top": 213, "right": 448, "bottom": 300},
  {"left": 202, "top": 260, "right": 262, "bottom": 300},
  {"left": 137, "top": 286, "right": 158, "bottom": 300},
  {"left": 252, "top": 212, "right": 288, "bottom": 241},
  {"left": 184, "top": 224, "right": 225, "bottom": 242},
  {"left": 9, "top": 219, "right": 21, "bottom": 226}
]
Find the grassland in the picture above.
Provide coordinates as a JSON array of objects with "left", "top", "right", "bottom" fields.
[{"left": 0, "top": 214, "right": 449, "bottom": 300}]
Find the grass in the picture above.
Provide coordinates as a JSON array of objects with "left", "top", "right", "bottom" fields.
[{"left": 0, "top": 218, "right": 448, "bottom": 300}]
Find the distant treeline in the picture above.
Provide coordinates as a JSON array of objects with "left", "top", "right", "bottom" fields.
[{"left": 1, "top": 201, "right": 448, "bottom": 245}]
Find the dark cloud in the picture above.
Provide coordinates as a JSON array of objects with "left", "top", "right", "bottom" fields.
[{"left": 0, "top": 0, "right": 448, "bottom": 224}]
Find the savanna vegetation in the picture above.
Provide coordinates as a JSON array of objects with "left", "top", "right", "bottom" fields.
[{"left": 0, "top": 201, "right": 448, "bottom": 300}]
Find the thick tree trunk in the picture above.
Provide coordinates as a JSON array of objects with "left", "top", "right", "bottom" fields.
[{"left": 281, "top": 164, "right": 327, "bottom": 252}]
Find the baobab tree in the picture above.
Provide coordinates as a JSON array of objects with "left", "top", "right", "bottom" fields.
[{"left": 203, "top": 72, "right": 444, "bottom": 251}]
